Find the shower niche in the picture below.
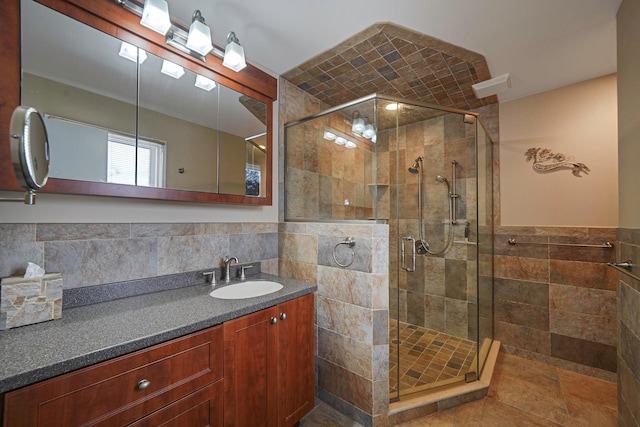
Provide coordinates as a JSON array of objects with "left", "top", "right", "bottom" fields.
[{"left": 284, "top": 94, "right": 495, "bottom": 403}]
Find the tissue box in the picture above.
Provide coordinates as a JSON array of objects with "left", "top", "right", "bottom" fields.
[{"left": 0, "top": 273, "right": 63, "bottom": 330}]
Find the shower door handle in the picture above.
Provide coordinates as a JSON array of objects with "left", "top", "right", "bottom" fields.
[{"left": 401, "top": 236, "right": 416, "bottom": 272}]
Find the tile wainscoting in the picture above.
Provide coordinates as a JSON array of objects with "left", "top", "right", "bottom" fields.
[{"left": 493, "top": 226, "right": 618, "bottom": 382}]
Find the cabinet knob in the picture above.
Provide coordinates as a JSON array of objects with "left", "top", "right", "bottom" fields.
[
  {"left": 137, "top": 379, "right": 151, "bottom": 390},
  {"left": 270, "top": 317, "right": 278, "bottom": 325},
  {"left": 279, "top": 313, "right": 287, "bottom": 321}
]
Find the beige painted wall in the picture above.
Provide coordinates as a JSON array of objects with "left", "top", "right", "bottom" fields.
[
  {"left": 499, "top": 74, "right": 618, "bottom": 227},
  {"left": 618, "top": 0, "right": 640, "bottom": 228}
]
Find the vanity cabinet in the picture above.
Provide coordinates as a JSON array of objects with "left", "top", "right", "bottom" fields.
[
  {"left": 223, "top": 293, "right": 315, "bottom": 427},
  {"left": 1, "top": 293, "right": 315, "bottom": 427}
]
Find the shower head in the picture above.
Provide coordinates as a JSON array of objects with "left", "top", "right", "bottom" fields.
[
  {"left": 435, "top": 175, "right": 448, "bottom": 184},
  {"left": 408, "top": 156, "right": 423, "bottom": 174}
]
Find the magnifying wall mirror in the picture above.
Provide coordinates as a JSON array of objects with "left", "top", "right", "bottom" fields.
[{"left": 2, "top": 105, "right": 50, "bottom": 204}]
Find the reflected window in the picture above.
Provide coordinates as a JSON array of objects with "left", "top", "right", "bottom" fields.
[
  {"left": 107, "top": 133, "right": 165, "bottom": 187},
  {"left": 245, "top": 164, "right": 260, "bottom": 196}
]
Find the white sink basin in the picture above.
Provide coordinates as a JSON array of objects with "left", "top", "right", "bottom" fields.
[{"left": 209, "top": 280, "right": 283, "bottom": 299}]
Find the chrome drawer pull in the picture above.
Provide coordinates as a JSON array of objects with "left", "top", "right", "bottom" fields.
[
  {"left": 280, "top": 313, "right": 286, "bottom": 321},
  {"left": 137, "top": 379, "right": 151, "bottom": 390},
  {"left": 270, "top": 317, "right": 278, "bottom": 325}
]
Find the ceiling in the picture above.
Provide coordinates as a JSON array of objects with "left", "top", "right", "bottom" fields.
[{"left": 166, "top": 0, "right": 621, "bottom": 103}]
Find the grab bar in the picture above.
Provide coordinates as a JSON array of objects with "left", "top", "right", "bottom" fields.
[
  {"left": 507, "top": 238, "right": 613, "bottom": 249},
  {"left": 607, "top": 261, "right": 640, "bottom": 282}
]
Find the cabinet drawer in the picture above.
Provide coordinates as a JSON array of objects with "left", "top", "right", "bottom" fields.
[{"left": 3, "top": 326, "right": 222, "bottom": 427}]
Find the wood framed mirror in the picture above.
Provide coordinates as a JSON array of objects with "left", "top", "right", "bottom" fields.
[{"left": 0, "top": 0, "right": 277, "bottom": 205}]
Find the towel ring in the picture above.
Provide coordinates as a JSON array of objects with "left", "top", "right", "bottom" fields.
[{"left": 333, "top": 237, "right": 356, "bottom": 268}]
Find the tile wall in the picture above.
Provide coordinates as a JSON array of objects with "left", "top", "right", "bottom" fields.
[
  {"left": 278, "top": 221, "right": 389, "bottom": 427},
  {"left": 0, "top": 223, "right": 279, "bottom": 288},
  {"left": 617, "top": 228, "right": 640, "bottom": 426},
  {"left": 493, "top": 226, "right": 618, "bottom": 382}
]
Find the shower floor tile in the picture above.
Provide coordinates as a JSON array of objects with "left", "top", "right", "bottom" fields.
[{"left": 389, "top": 320, "right": 477, "bottom": 395}]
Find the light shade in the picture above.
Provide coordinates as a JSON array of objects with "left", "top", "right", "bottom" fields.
[
  {"left": 351, "top": 111, "right": 365, "bottom": 134},
  {"left": 118, "top": 42, "right": 147, "bottom": 64},
  {"left": 472, "top": 73, "right": 511, "bottom": 98},
  {"left": 363, "top": 124, "right": 376, "bottom": 139},
  {"left": 335, "top": 137, "right": 347, "bottom": 146},
  {"left": 140, "top": 0, "right": 172, "bottom": 35},
  {"left": 195, "top": 74, "right": 216, "bottom": 91},
  {"left": 223, "top": 32, "right": 247, "bottom": 72},
  {"left": 323, "top": 131, "right": 336, "bottom": 140},
  {"left": 345, "top": 140, "right": 357, "bottom": 149},
  {"left": 186, "top": 12, "right": 213, "bottom": 56},
  {"left": 161, "top": 60, "right": 185, "bottom": 79}
]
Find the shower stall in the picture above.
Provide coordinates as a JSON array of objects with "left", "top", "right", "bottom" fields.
[{"left": 284, "top": 94, "right": 495, "bottom": 404}]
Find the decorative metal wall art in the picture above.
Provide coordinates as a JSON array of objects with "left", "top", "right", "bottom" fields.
[{"left": 525, "top": 148, "right": 590, "bottom": 177}]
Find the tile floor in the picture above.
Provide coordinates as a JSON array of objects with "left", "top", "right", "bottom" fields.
[
  {"left": 300, "top": 352, "right": 617, "bottom": 427},
  {"left": 389, "top": 320, "right": 477, "bottom": 395}
]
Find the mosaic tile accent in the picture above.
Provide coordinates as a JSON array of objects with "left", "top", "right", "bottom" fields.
[
  {"left": 282, "top": 23, "right": 496, "bottom": 127},
  {"left": 389, "top": 320, "right": 476, "bottom": 395}
]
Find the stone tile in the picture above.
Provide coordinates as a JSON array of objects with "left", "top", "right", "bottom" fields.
[
  {"left": 240, "top": 222, "right": 279, "bottom": 234},
  {"left": 373, "top": 379, "right": 388, "bottom": 416},
  {"left": 495, "top": 321, "right": 550, "bottom": 355},
  {"left": 130, "top": 223, "right": 194, "bottom": 238},
  {"left": 45, "top": 239, "right": 157, "bottom": 288},
  {"left": 550, "top": 309, "right": 616, "bottom": 346},
  {"left": 620, "top": 322, "right": 640, "bottom": 382},
  {"left": 549, "top": 259, "right": 616, "bottom": 291},
  {"left": 260, "top": 258, "right": 279, "bottom": 275},
  {"left": 620, "top": 281, "right": 640, "bottom": 336},
  {"left": 494, "top": 277, "right": 548, "bottom": 307},
  {"left": 549, "top": 283, "right": 615, "bottom": 316},
  {"left": 316, "top": 295, "right": 373, "bottom": 344},
  {"left": 317, "top": 358, "right": 373, "bottom": 414},
  {"left": 278, "top": 233, "right": 318, "bottom": 264},
  {"left": 495, "top": 300, "right": 549, "bottom": 331},
  {"left": 278, "top": 259, "right": 317, "bottom": 284},
  {"left": 157, "top": 235, "right": 228, "bottom": 275},
  {"left": 444, "top": 259, "right": 466, "bottom": 300},
  {"left": 557, "top": 369, "right": 617, "bottom": 411},
  {"left": 406, "top": 291, "right": 424, "bottom": 326},
  {"left": 372, "top": 274, "right": 389, "bottom": 310},
  {"left": 300, "top": 401, "right": 365, "bottom": 427},
  {"left": 424, "top": 295, "right": 445, "bottom": 331},
  {"left": 444, "top": 298, "right": 468, "bottom": 339},
  {"left": 229, "top": 232, "right": 278, "bottom": 262},
  {"left": 318, "top": 265, "right": 373, "bottom": 308},
  {"left": 388, "top": 403, "right": 438, "bottom": 426},
  {"left": 318, "top": 328, "right": 373, "bottom": 380},
  {"left": 199, "top": 223, "right": 243, "bottom": 235},
  {"left": 37, "top": 223, "right": 130, "bottom": 241},
  {"left": 372, "top": 310, "right": 388, "bottom": 345},
  {"left": 424, "top": 256, "right": 445, "bottom": 296},
  {"left": 318, "top": 235, "right": 372, "bottom": 273},
  {"left": 550, "top": 334, "right": 616, "bottom": 372},
  {"left": 371, "top": 238, "right": 389, "bottom": 275},
  {"left": 0, "top": 224, "right": 43, "bottom": 278},
  {"left": 469, "top": 399, "right": 561, "bottom": 427},
  {"left": 619, "top": 360, "right": 640, "bottom": 425},
  {"left": 494, "top": 255, "right": 548, "bottom": 282}
]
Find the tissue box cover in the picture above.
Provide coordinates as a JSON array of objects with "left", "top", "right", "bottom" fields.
[{"left": 0, "top": 273, "right": 63, "bottom": 330}]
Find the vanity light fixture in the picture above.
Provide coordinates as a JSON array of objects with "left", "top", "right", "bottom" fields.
[
  {"left": 335, "top": 137, "right": 347, "bottom": 146},
  {"left": 222, "top": 32, "right": 247, "bottom": 72},
  {"left": 140, "top": 0, "right": 171, "bottom": 35},
  {"left": 362, "top": 116, "right": 376, "bottom": 139},
  {"left": 351, "top": 111, "right": 365, "bottom": 134},
  {"left": 114, "top": 0, "right": 248, "bottom": 71},
  {"left": 345, "top": 140, "right": 357, "bottom": 149},
  {"left": 161, "top": 60, "right": 185, "bottom": 79},
  {"left": 118, "top": 41, "right": 147, "bottom": 64},
  {"left": 186, "top": 10, "right": 213, "bottom": 57},
  {"left": 195, "top": 75, "right": 216, "bottom": 91},
  {"left": 323, "top": 131, "right": 337, "bottom": 141}
]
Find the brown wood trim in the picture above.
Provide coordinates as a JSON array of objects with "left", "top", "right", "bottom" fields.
[{"left": 1, "top": 0, "right": 275, "bottom": 206}]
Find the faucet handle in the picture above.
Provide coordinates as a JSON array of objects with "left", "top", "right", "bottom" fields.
[
  {"left": 240, "top": 265, "right": 253, "bottom": 280},
  {"left": 203, "top": 271, "right": 216, "bottom": 286}
]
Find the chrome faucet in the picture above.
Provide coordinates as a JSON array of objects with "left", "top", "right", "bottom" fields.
[{"left": 224, "top": 257, "right": 239, "bottom": 283}]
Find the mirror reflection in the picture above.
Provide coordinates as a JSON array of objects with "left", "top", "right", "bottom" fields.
[{"left": 20, "top": 0, "right": 268, "bottom": 197}]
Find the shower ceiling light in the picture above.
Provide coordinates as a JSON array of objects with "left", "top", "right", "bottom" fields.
[
  {"left": 161, "top": 60, "right": 185, "bottom": 79},
  {"left": 345, "top": 140, "right": 357, "bottom": 149},
  {"left": 385, "top": 103, "right": 398, "bottom": 111},
  {"left": 118, "top": 41, "right": 147, "bottom": 64},
  {"left": 140, "top": 0, "right": 171, "bottom": 35},
  {"left": 323, "top": 131, "right": 337, "bottom": 140},
  {"left": 222, "top": 32, "right": 247, "bottom": 72},
  {"left": 186, "top": 10, "right": 213, "bottom": 56},
  {"left": 195, "top": 75, "right": 216, "bottom": 91},
  {"left": 335, "top": 137, "right": 347, "bottom": 146}
]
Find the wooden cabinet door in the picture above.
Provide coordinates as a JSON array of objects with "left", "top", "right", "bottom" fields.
[
  {"left": 127, "top": 381, "right": 223, "bottom": 427},
  {"left": 223, "top": 306, "right": 278, "bottom": 427},
  {"left": 277, "top": 293, "right": 315, "bottom": 427}
]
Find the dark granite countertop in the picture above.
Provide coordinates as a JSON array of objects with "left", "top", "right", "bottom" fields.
[{"left": 0, "top": 273, "right": 316, "bottom": 394}]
